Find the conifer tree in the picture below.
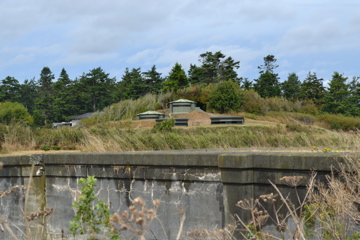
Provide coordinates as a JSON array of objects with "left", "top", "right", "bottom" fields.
[
  {"left": 254, "top": 55, "right": 281, "bottom": 98},
  {"left": 34, "top": 67, "right": 54, "bottom": 125},
  {"left": 163, "top": 63, "right": 188, "bottom": 92},
  {"left": 322, "top": 72, "right": 350, "bottom": 114}
]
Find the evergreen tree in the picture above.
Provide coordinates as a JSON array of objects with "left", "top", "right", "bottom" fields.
[
  {"left": 19, "top": 78, "right": 38, "bottom": 115},
  {"left": 219, "top": 56, "right": 240, "bottom": 84},
  {"left": 162, "top": 63, "right": 188, "bottom": 92},
  {"left": 188, "top": 64, "right": 204, "bottom": 85},
  {"left": 79, "top": 67, "right": 116, "bottom": 112},
  {"left": 322, "top": 72, "right": 350, "bottom": 114},
  {"left": 253, "top": 55, "right": 281, "bottom": 98},
  {"left": 35, "top": 67, "right": 55, "bottom": 125},
  {"left": 142, "top": 65, "right": 163, "bottom": 94},
  {"left": 281, "top": 73, "right": 301, "bottom": 100},
  {"left": 119, "top": 68, "right": 146, "bottom": 99},
  {"left": 299, "top": 72, "right": 325, "bottom": 105},
  {"left": 346, "top": 76, "right": 360, "bottom": 116},
  {"left": 0, "top": 76, "right": 21, "bottom": 102},
  {"left": 197, "top": 51, "right": 240, "bottom": 83},
  {"left": 52, "top": 68, "right": 79, "bottom": 121},
  {"left": 240, "top": 77, "right": 253, "bottom": 90}
]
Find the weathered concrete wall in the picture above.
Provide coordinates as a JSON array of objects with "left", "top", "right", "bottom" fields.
[{"left": 0, "top": 151, "right": 346, "bottom": 239}]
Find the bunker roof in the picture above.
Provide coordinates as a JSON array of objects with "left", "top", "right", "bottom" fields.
[
  {"left": 136, "top": 111, "right": 163, "bottom": 115},
  {"left": 170, "top": 99, "right": 195, "bottom": 103}
]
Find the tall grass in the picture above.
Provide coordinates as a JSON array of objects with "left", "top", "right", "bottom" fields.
[
  {"left": 78, "top": 93, "right": 171, "bottom": 127},
  {"left": 1, "top": 123, "right": 36, "bottom": 152},
  {"left": 78, "top": 125, "right": 359, "bottom": 152},
  {"left": 1, "top": 111, "right": 359, "bottom": 153}
]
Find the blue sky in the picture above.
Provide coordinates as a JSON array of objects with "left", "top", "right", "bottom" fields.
[{"left": 0, "top": 0, "right": 359, "bottom": 85}]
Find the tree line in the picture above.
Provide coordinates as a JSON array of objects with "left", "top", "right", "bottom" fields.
[{"left": 0, "top": 51, "right": 359, "bottom": 126}]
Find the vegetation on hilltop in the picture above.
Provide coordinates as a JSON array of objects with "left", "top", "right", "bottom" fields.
[{"left": 0, "top": 51, "right": 358, "bottom": 126}]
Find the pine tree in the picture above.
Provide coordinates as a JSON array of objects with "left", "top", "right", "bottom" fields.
[
  {"left": 162, "top": 63, "right": 188, "bottom": 92},
  {"left": 253, "top": 55, "right": 281, "bottom": 98},
  {"left": 35, "top": 67, "right": 55, "bottom": 125},
  {"left": 346, "top": 76, "right": 360, "bottom": 116},
  {"left": 281, "top": 73, "right": 301, "bottom": 100},
  {"left": 19, "top": 78, "right": 38, "bottom": 115},
  {"left": 299, "top": 72, "right": 325, "bottom": 105},
  {"left": 143, "top": 65, "right": 164, "bottom": 94},
  {"left": 119, "top": 68, "right": 146, "bottom": 99},
  {"left": 322, "top": 72, "right": 350, "bottom": 114},
  {"left": 52, "top": 68, "right": 79, "bottom": 121},
  {"left": 79, "top": 67, "right": 116, "bottom": 111}
]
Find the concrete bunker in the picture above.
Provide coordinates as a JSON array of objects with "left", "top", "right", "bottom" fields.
[{"left": 136, "top": 111, "right": 166, "bottom": 120}]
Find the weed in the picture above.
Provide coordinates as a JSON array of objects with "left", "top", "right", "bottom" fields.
[
  {"left": 70, "top": 176, "right": 115, "bottom": 239},
  {"left": 152, "top": 118, "right": 175, "bottom": 132}
]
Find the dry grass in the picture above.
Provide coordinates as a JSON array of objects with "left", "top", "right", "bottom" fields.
[{"left": 236, "top": 152, "right": 360, "bottom": 240}]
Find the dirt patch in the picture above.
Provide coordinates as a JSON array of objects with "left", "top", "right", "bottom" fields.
[{"left": 112, "top": 111, "right": 278, "bottom": 129}]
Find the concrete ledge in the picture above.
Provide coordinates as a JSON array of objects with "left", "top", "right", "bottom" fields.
[{"left": 0, "top": 151, "right": 353, "bottom": 240}]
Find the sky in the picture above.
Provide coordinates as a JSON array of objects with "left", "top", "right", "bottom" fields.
[{"left": 0, "top": 0, "right": 359, "bottom": 86}]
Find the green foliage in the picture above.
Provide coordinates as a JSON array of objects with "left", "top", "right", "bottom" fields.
[
  {"left": 303, "top": 204, "right": 316, "bottom": 239},
  {"left": 298, "top": 100, "right": 320, "bottom": 115},
  {"left": 52, "top": 68, "right": 80, "bottom": 122},
  {"left": 41, "top": 144, "right": 51, "bottom": 151},
  {"left": 119, "top": 67, "right": 146, "bottom": 100},
  {"left": 177, "top": 83, "right": 214, "bottom": 111},
  {"left": 79, "top": 67, "right": 116, "bottom": 112},
  {"left": 0, "top": 102, "right": 34, "bottom": 125},
  {"left": 35, "top": 67, "right": 55, "bottom": 125},
  {"left": 192, "top": 51, "right": 240, "bottom": 84},
  {"left": 254, "top": 55, "right": 281, "bottom": 98},
  {"left": 318, "top": 113, "right": 360, "bottom": 131},
  {"left": 152, "top": 118, "right": 175, "bottom": 132},
  {"left": 281, "top": 73, "right": 301, "bottom": 100},
  {"left": 208, "top": 80, "right": 244, "bottom": 113},
  {"left": 322, "top": 72, "right": 350, "bottom": 115},
  {"left": 0, "top": 76, "right": 21, "bottom": 102},
  {"left": 33, "top": 126, "right": 83, "bottom": 150},
  {"left": 299, "top": 72, "right": 325, "bottom": 105},
  {"left": 70, "top": 176, "right": 115, "bottom": 239},
  {"left": 162, "top": 62, "right": 188, "bottom": 92},
  {"left": 18, "top": 78, "right": 38, "bottom": 115},
  {"left": 241, "top": 90, "right": 266, "bottom": 114},
  {"left": 142, "top": 65, "right": 164, "bottom": 94}
]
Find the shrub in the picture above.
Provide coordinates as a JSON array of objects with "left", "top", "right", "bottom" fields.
[
  {"left": 70, "top": 176, "right": 115, "bottom": 239},
  {"left": 152, "top": 118, "right": 175, "bottom": 132},
  {"left": 241, "top": 90, "right": 268, "bottom": 115},
  {"left": 0, "top": 102, "right": 34, "bottom": 125},
  {"left": 298, "top": 100, "right": 319, "bottom": 115},
  {"left": 208, "top": 80, "right": 244, "bottom": 113},
  {"left": 318, "top": 114, "right": 360, "bottom": 131}
]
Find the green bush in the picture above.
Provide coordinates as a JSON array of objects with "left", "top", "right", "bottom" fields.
[
  {"left": 208, "top": 80, "right": 244, "bottom": 113},
  {"left": 241, "top": 90, "right": 267, "bottom": 114},
  {"left": 152, "top": 118, "right": 175, "bottom": 132},
  {"left": 318, "top": 114, "right": 360, "bottom": 131},
  {"left": 70, "top": 176, "right": 116, "bottom": 239},
  {"left": 0, "top": 102, "right": 34, "bottom": 125}
]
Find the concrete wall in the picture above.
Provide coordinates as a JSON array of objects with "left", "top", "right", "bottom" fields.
[{"left": 0, "top": 151, "right": 346, "bottom": 240}]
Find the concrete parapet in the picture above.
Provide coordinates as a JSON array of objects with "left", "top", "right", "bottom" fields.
[{"left": 0, "top": 151, "right": 347, "bottom": 239}]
